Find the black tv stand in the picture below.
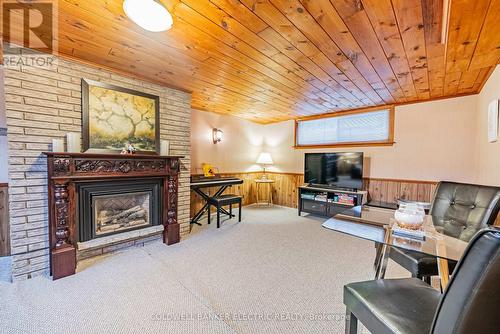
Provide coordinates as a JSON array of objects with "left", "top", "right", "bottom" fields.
[{"left": 298, "top": 185, "right": 367, "bottom": 217}]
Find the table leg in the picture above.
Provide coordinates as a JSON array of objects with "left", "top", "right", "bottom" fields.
[
  {"left": 373, "top": 242, "right": 383, "bottom": 272},
  {"left": 190, "top": 188, "right": 212, "bottom": 226},
  {"left": 374, "top": 226, "right": 392, "bottom": 279},
  {"left": 435, "top": 239, "right": 450, "bottom": 289},
  {"left": 256, "top": 182, "right": 273, "bottom": 205},
  {"left": 375, "top": 245, "right": 390, "bottom": 279},
  {"left": 256, "top": 183, "right": 260, "bottom": 205},
  {"left": 345, "top": 310, "right": 358, "bottom": 334},
  {"left": 437, "top": 258, "right": 450, "bottom": 290},
  {"left": 269, "top": 183, "right": 273, "bottom": 205}
]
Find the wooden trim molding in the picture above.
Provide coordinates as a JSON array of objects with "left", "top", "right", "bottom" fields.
[
  {"left": 294, "top": 105, "right": 395, "bottom": 149},
  {"left": 365, "top": 177, "right": 438, "bottom": 185},
  {"left": 294, "top": 141, "right": 395, "bottom": 149},
  {"left": 296, "top": 105, "right": 395, "bottom": 121},
  {"left": 191, "top": 171, "right": 304, "bottom": 177},
  {"left": 0, "top": 184, "right": 10, "bottom": 257},
  {"left": 394, "top": 92, "right": 479, "bottom": 108}
]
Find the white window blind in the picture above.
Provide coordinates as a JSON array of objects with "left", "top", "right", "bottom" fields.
[{"left": 296, "top": 109, "right": 392, "bottom": 146}]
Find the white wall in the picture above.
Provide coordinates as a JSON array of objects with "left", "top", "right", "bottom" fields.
[
  {"left": 192, "top": 95, "right": 480, "bottom": 183},
  {"left": 191, "top": 109, "right": 266, "bottom": 173},
  {"left": 0, "top": 66, "right": 8, "bottom": 183},
  {"left": 475, "top": 66, "right": 500, "bottom": 186},
  {"left": 264, "top": 95, "right": 479, "bottom": 182}
]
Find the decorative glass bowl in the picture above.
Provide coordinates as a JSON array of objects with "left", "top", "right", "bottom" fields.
[{"left": 394, "top": 203, "right": 426, "bottom": 230}]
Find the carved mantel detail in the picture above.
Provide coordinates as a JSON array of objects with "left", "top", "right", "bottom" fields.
[
  {"left": 167, "top": 176, "right": 178, "bottom": 226},
  {"left": 162, "top": 173, "right": 180, "bottom": 245},
  {"left": 53, "top": 158, "right": 70, "bottom": 177},
  {"left": 44, "top": 152, "right": 183, "bottom": 280},
  {"left": 53, "top": 182, "right": 71, "bottom": 249},
  {"left": 168, "top": 158, "right": 180, "bottom": 173},
  {"left": 74, "top": 159, "right": 166, "bottom": 174}
]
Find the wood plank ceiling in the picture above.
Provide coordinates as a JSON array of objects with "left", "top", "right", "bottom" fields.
[{"left": 5, "top": 0, "right": 500, "bottom": 123}]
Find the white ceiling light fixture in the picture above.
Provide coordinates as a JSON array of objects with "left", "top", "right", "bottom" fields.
[{"left": 123, "top": 0, "right": 173, "bottom": 32}]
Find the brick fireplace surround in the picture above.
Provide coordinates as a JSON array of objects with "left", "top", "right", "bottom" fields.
[{"left": 4, "top": 51, "right": 192, "bottom": 281}]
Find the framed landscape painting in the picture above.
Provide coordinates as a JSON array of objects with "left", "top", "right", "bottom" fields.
[{"left": 82, "top": 79, "right": 160, "bottom": 154}]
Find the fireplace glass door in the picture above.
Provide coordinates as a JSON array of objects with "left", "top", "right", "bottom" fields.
[
  {"left": 77, "top": 179, "right": 162, "bottom": 242},
  {"left": 93, "top": 191, "right": 151, "bottom": 236}
]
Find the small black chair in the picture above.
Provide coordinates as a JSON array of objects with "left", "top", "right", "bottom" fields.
[
  {"left": 208, "top": 194, "right": 242, "bottom": 228},
  {"left": 344, "top": 227, "right": 500, "bottom": 334},
  {"left": 388, "top": 181, "right": 500, "bottom": 283}
]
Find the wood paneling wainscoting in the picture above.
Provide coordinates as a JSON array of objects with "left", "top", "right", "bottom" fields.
[
  {"left": 0, "top": 183, "right": 10, "bottom": 256},
  {"left": 190, "top": 172, "right": 443, "bottom": 216},
  {"left": 191, "top": 173, "right": 499, "bottom": 225},
  {"left": 190, "top": 172, "right": 305, "bottom": 218},
  {"left": 190, "top": 173, "right": 264, "bottom": 219},
  {"left": 364, "top": 178, "right": 439, "bottom": 204}
]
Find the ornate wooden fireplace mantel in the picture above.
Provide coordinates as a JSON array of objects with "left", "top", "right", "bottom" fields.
[{"left": 43, "top": 152, "right": 184, "bottom": 280}]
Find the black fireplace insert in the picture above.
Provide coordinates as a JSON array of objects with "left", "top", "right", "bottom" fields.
[{"left": 76, "top": 178, "right": 162, "bottom": 242}]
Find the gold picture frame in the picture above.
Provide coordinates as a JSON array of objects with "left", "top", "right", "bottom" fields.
[{"left": 81, "top": 79, "right": 160, "bottom": 154}]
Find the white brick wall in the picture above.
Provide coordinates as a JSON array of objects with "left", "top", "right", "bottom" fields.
[{"left": 4, "top": 52, "right": 191, "bottom": 281}]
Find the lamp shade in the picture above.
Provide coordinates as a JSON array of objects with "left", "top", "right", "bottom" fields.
[{"left": 256, "top": 152, "right": 273, "bottom": 165}]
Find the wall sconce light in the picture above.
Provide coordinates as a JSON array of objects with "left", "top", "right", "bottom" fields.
[{"left": 213, "top": 128, "right": 223, "bottom": 144}]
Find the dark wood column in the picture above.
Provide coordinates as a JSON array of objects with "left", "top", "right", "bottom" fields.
[
  {"left": 44, "top": 152, "right": 184, "bottom": 280},
  {"left": 164, "top": 158, "right": 180, "bottom": 244},
  {"left": 164, "top": 174, "right": 179, "bottom": 245},
  {"left": 50, "top": 180, "right": 76, "bottom": 279}
]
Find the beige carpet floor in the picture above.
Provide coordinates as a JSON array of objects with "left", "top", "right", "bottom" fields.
[{"left": 0, "top": 205, "right": 408, "bottom": 333}]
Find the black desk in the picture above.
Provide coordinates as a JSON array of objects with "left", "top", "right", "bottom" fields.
[{"left": 190, "top": 177, "right": 243, "bottom": 226}]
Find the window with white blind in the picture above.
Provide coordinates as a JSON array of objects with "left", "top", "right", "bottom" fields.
[{"left": 295, "top": 107, "right": 394, "bottom": 147}]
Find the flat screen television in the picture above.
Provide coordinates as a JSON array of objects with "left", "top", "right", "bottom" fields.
[{"left": 304, "top": 152, "right": 363, "bottom": 190}]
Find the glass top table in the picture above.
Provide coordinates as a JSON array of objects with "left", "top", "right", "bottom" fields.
[{"left": 323, "top": 205, "right": 469, "bottom": 287}]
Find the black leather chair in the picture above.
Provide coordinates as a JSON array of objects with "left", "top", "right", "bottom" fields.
[
  {"left": 344, "top": 228, "right": 500, "bottom": 334},
  {"left": 388, "top": 181, "right": 500, "bottom": 282}
]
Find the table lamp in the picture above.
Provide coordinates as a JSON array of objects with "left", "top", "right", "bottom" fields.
[{"left": 256, "top": 152, "right": 273, "bottom": 180}]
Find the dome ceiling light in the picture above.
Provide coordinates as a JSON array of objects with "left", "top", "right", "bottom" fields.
[{"left": 123, "top": 0, "right": 173, "bottom": 32}]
